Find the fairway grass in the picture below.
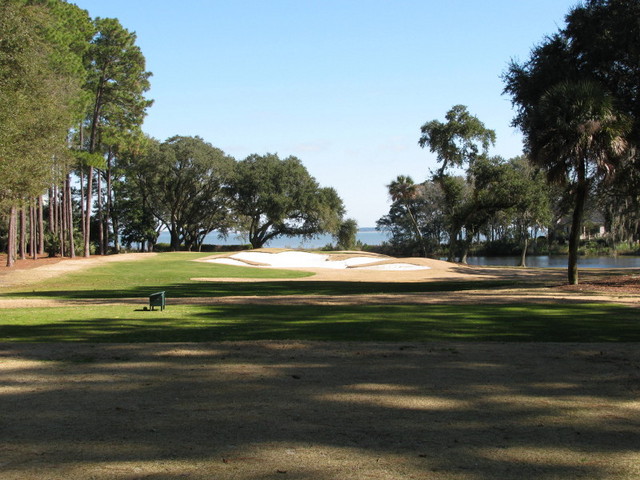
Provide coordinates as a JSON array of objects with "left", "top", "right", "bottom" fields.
[
  {"left": 1, "top": 252, "right": 314, "bottom": 298},
  {"left": 1, "top": 252, "right": 524, "bottom": 300},
  {"left": 1, "top": 303, "right": 638, "bottom": 343},
  {"left": 1, "top": 252, "right": 638, "bottom": 343}
]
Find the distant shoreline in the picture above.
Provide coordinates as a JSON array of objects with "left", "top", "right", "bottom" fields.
[{"left": 156, "top": 228, "right": 392, "bottom": 249}]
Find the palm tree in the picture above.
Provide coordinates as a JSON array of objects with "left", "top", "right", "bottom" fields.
[
  {"left": 529, "top": 80, "right": 631, "bottom": 284},
  {"left": 387, "top": 175, "right": 427, "bottom": 257}
]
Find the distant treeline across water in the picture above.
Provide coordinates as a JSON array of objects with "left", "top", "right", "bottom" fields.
[{"left": 157, "top": 228, "right": 391, "bottom": 249}]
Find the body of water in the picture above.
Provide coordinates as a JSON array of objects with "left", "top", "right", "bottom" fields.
[
  {"left": 465, "top": 255, "right": 640, "bottom": 269},
  {"left": 157, "top": 228, "right": 391, "bottom": 249}
]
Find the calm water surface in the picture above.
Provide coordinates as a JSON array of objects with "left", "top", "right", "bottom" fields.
[{"left": 465, "top": 255, "right": 640, "bottom": 269}]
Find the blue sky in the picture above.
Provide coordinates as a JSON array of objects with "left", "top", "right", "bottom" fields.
[{"left": 72, "top": 0, "right": 578, "bottom": 226}]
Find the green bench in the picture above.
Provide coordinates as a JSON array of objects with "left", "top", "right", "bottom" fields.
[{"left": 149, "top": 291, "right": 166, "bottom": 311}]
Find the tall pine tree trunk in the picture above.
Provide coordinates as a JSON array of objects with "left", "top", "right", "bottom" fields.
[
  {"left": 49, "top": 187, "right": 56, "bottom": 236},
  {"left": 85, "top": 76, "right": 104, "bottom": 258},
  {"left": 105, "top": 151, "right": 113, "bottom": 253},
  {"left": 30, "top": 200, "right": 37, "bottom": 260},
  {"left": 19, "top": 207, "right": 26, "bottom": 260},
  {"left": 97, "top": 169, "right": 104, "bottom": 255},
  {"left": 6, "top": 207, "right": 17, "bottom": 267},
  {"left": 48, "top": 186, "right": 58, "bottom": 257},
  {"left": 66, "top": 175, "right": 75, "bottom": 258},
  {"left": 59, "top": 185, "right": 66, "bottom": 257},
  {"left": 80, "top": 168, "right": 85, "bottom": 243},
  {"left": 84, "top": 166, "right": 93, "bottom": 257},
  {"left": 38, "top": 195, "right": 44, "bottom": 256}
]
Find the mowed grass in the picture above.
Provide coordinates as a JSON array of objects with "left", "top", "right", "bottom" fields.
[
  {"left": 1, "top": 251, "right": 638, "bottom": 343},
  {"left": 1, "top": 303, "right": 639, "bottom": 343},
  {"left": 1, "top": 252, "right": 314, "bottom": 299},
  {"left": 1, "top": 252, "right": 521, "bottom": 299}
]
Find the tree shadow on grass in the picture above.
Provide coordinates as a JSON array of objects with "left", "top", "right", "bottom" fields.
[
  {"left": 4, "top": 278, "right": 536, "bottom": 300},
  {"left": 1, "top": 341, "right": 639, "bottom": 479},
  {"left": 2, "top": 303, "right": 639, "bottom": 343}
]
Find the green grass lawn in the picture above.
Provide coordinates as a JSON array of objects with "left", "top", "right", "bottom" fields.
[
  {"left": 1, "top": 252, "right": 314, "bottom": 299},
  {"left": 1, "top": 252, "right": 638, "bottom": 343},
  {"left": 1, "top": 303, "right": 638, "bottom": 343}
]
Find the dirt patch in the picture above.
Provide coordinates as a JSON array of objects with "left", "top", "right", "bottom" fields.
[
  {"left": 2, "top": 288, "right": 639, "bottom": 310},
  {"left": 559, "top": 274, "right": 640, "bottom": 295},
  {"left": 0, "top": 253, "right": 156, "bottom": 288},
  {"left": 1, "top": 341, "right": 639, "bottom": 479},
  {"left": 0, "top": 254, "right": 64, "bottom": 271}
]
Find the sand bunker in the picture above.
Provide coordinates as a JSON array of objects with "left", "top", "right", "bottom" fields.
[{"left": 206, "top": 250, "right": 430, "bottom": 271}]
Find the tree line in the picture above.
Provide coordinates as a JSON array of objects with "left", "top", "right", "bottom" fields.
[
  {"left": 1, "top": 0, "right": 151, "bottom": 265},
  {"left": 378, "top": 0, "right": 640, "bottom": 284},
  {"left": 117, "top": 137, "right": 345, "bottom": 252},
  {"left": 0, "top": 0, "right": 348, "bottom": 265},
  {"left": 3, "top": 0, "right": 640, "bottom": 286}
]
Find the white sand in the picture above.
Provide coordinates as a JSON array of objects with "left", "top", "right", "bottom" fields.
[{"left": 206, "top": 251, "right": 430, "bottom": 271}]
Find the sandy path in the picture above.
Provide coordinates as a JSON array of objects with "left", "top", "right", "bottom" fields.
[{"left": 1, "top": 289, "right": 639, "bottom": 309}]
